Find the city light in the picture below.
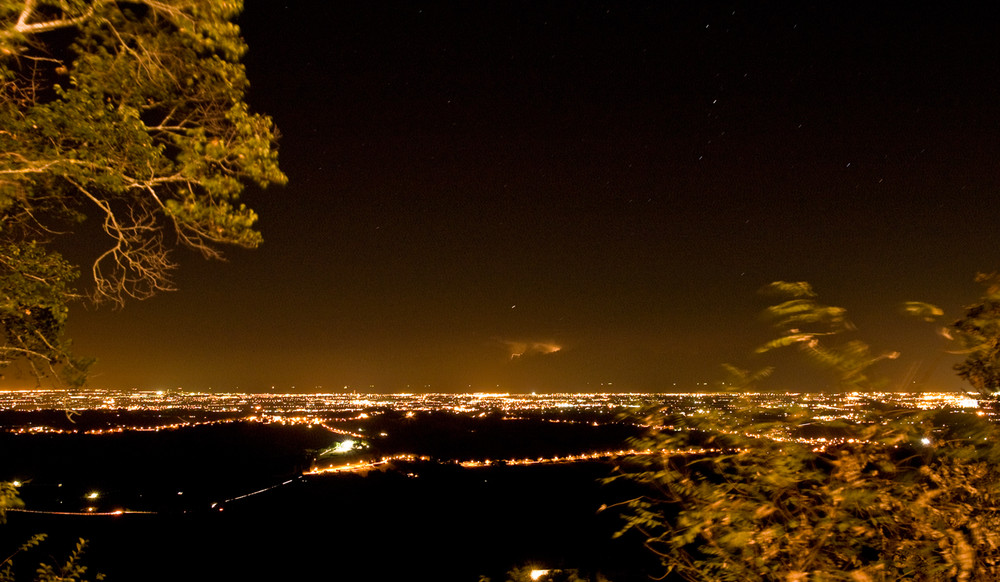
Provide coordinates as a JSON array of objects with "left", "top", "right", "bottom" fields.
[
  {"left": 3, "top": 388, "right": 992, "bottom": 519},
  {"left": 332, "top": 439, "right": 355, "bottom": 453},
  {"left": 0, "top": 389, "right": 991, "bottom": 437}
]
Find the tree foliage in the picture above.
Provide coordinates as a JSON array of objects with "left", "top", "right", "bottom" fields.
[
  {"left": 612, "top": 406, "right": 1000, "bottom": 582},
  {"left": 610, "top": 282, "right": 1000, "bottom": 581},
  {"left": 951, "top": 273, "right": 1000, "bottom": 400},
  {"left": 3, "top": 485, "right": 101, "bottom": 582},
  {"left": 2, "top": 534, "right": 104, "bottom": 582},
  {"left": 0, "top": 0, "right": 285, "bottom": 384},
  {"left": 0, "top": 480, "right": 22, "bottom": 523},
  {"left": 755, "top": 281, "right": 899, "bottom": 390}
]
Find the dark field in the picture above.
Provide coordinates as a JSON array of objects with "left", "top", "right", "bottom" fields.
[{"left": 1, "top": 412, "right": 656, "bottom": 581}]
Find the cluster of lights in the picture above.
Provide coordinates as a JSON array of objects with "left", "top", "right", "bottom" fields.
[
  {"left": 5, "top": 389, "right": 983, "bottom": 520},
  {"left": 0, "top": 389, "right": 989, "bottom": 436},
  {"left": 456, "top": 447, "right": 721, "bottom": 468}
]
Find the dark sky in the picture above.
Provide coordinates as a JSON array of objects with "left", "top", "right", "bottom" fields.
[{"left": 18, "top": 2, "right": 1000, "bottom": 393}]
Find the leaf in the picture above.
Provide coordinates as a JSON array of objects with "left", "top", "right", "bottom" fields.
[{"left": 901, "top": 301, "right": 944, "bottom": 322}]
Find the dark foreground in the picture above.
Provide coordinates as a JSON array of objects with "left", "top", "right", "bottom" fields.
[{"left": 1, "top": 415, "right": 656, "bottom": 581}]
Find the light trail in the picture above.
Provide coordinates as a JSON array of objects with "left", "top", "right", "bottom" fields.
[
  {"left": 7, "top": 508, "right": 155, "bottom": 516},
  {"left": 304, "top": 448, "right": 722, "bottom": 474},
  {"left": 317, "top": 422, "right": 365, "bottom": 439},
  {"left": 305, "top": 454, "right": 422, "bottom": 475},
  {"left": 457, "top": 447, "right": 721, "bottom": 468},
  {"left": 5, "top": 478, "right": 305, "bottom": 517},
  {"left": 216, "top": 478, "right": 299, "bottom": 506}
]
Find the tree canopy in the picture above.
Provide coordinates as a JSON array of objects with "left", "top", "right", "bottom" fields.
[{"left": 0, "top": 0, "right": 285, "bottom": 384}]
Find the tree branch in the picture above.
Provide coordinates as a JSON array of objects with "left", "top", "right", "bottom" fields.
[{"left": 8, "top": 0, "right": 100, "bottom": 36}]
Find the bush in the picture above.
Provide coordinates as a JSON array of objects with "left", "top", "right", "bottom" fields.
[{"left": 610, "top": 405, "right": 1000, "bottom": 581}]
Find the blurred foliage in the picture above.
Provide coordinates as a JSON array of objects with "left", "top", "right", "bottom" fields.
[
  {"left": 951, "top": 273, "right": 1000, "bottom": 401},
  {"left": 0, "top": 0, "right": 285, "bottom": 385},
  {"left": 610, "top": 281, "right": 1000, "bottom": 581},
  {"left": 611, "top": 406, "right": 1000, "bottom": 581},
  {"left": 755, "top": 281, "right": 899, "bottom": 391},
  {"left": 0, "top": 481, "right": 22, "bottom": 524}
]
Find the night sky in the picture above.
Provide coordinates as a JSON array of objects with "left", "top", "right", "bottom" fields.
[{"left": 21, "top": 2, "right": 1000, "bottom": 392}]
